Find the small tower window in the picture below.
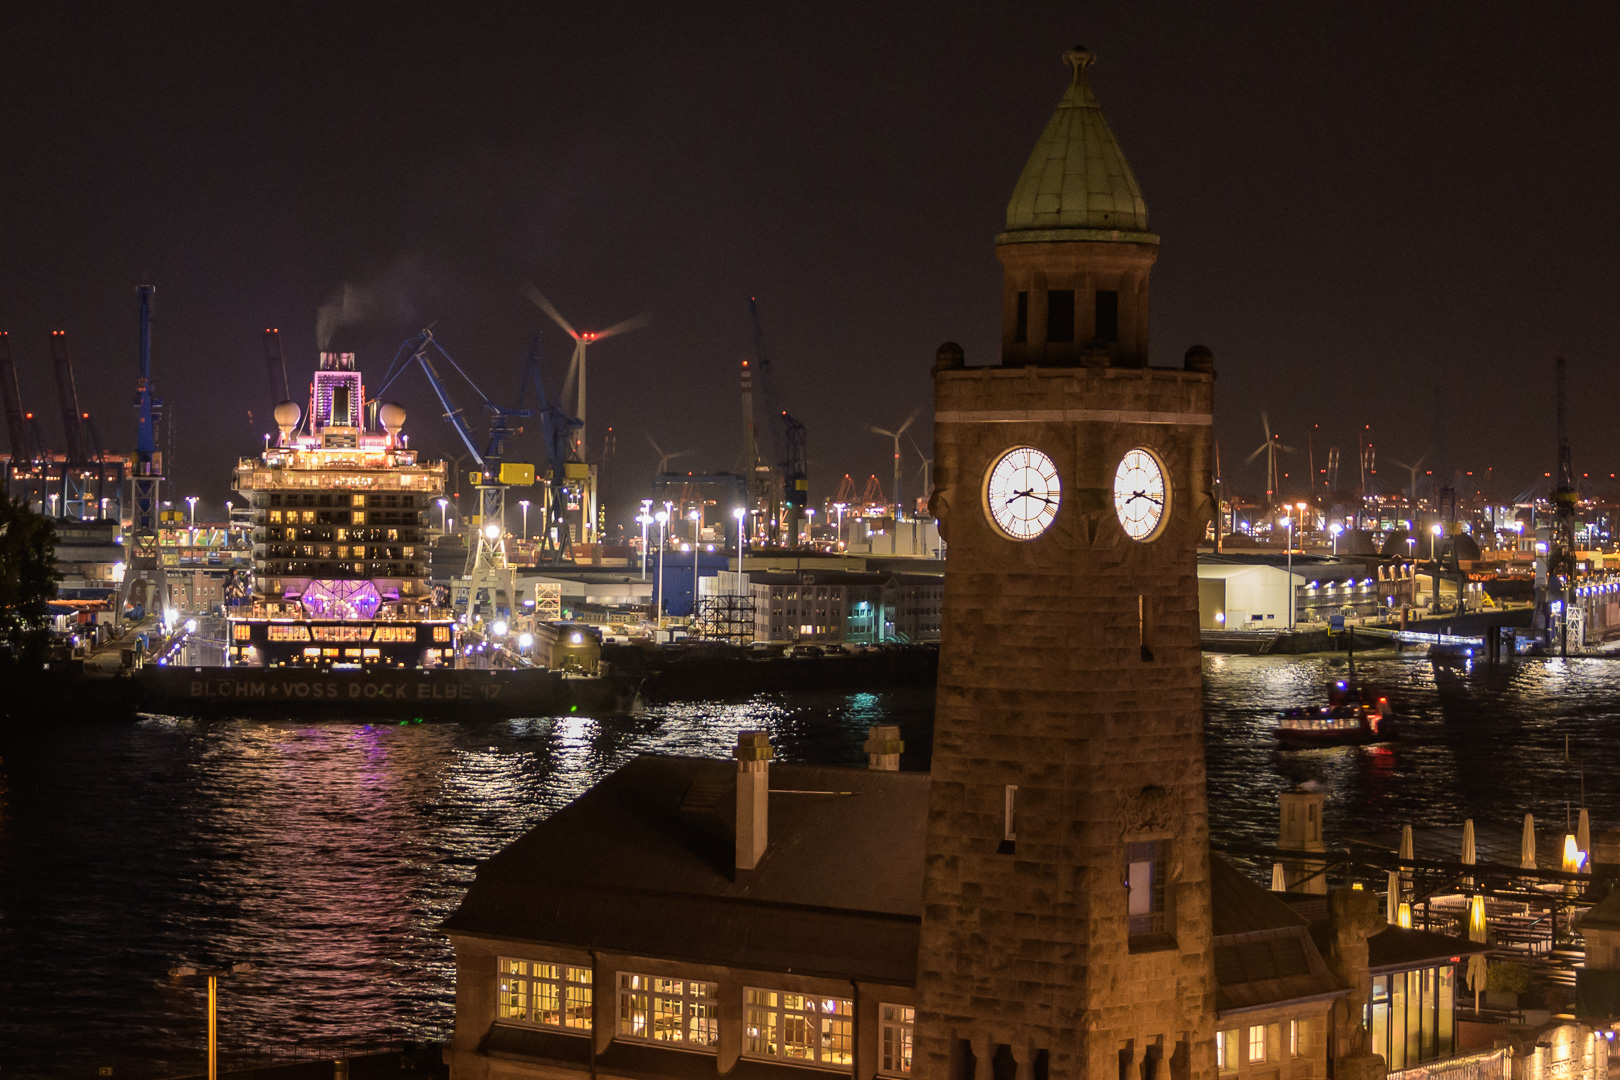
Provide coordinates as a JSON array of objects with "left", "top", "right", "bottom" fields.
[
  {"left": 1126, "top": 840, "right": 1170, "bottom": 944},
  {"left": 1014, "top": 292, "right": 1029, "bottom": 344},
  {"left": 1095, "top": 290, "right": 1119, "bottom": 344},
  {"left": 1046, "top": 290, "right": 1075, "bottom": 343}
]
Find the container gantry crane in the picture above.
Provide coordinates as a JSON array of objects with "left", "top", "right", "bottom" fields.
[{"left": 745, "top": 298, "right": 808, "bottom": 544}]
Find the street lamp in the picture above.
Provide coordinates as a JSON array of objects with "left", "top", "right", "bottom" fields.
[
  {"left": 437, "top": 498, "right": 449, "bottom": 532},
  {"left": 689, "top": 509, "right": 701, "bottom": 618},
  {"left": 186, "top": 495, "right": 199, "bottom": 527},
  {"left": 1329, "top": 522, "right": 1343, "bottom": 556},
  {"left": 654, "top": 509, "right": 669, "bottom": 627},
  {"left": 637, "top": 508, "right": 655, "bottom": 581},
  {"left": 100, "top": 496, "right": 109, "bottom": 520},
  {"left": 1430, "top": 522, "right": 1443, "bottom": 561},
  {"left": 1282, "top": 516, "right": 1295, "bottom": 630},
  {"left": 733, "top": 507, "right": 747, "bottom": 581},
  {"left": 804, "top": 507, "right": 815, "bottom": 545},
  {"left": 169, "top": 961, "right": 255, "bottom": 1080},
  {"left": 519, "top": 499, "right": 530, "bottom": 540}
]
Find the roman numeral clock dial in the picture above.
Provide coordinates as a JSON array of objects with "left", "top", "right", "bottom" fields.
[
  {"left": 1113, "top": 447, "right": 1169, "bottom": 541},
  {"left": 984, "top": 447, "right": 1061, "bottom": 540}
]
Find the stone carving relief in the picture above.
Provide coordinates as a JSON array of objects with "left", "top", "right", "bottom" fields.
[{"left": 1117, "top": 785, "right": 1180, "bottom": 840}]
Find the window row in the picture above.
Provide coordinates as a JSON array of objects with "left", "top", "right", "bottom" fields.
[
  {"left": 1215, "top": 1019, "right": 1318, "bottom": 1073},
  {"left": 1012, "top": 288, "right": 1119, "bottom": 345},
  {"left": 264, "top": 493, "right": 421, "bottom": 508},
  {"left": 495, "top": 960, "right": 911, "bottom": 1073}
]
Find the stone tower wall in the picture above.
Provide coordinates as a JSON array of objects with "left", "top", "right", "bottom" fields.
[{"left": 914, "top": 362, "right": 1218, "bottom": 1080}]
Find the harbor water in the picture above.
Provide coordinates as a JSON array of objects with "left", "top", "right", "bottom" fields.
[{"left": 3, "top": 654, "right": 1619, "bottom": 1076}]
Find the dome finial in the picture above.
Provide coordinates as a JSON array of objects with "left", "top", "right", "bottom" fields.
[{"left": 1063, "top": 44, "right": 1095, "bottom": 86}]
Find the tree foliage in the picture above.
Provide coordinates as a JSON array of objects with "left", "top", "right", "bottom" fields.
[{"left": 0, "top": 495, "right": 60, "bottom": 666}]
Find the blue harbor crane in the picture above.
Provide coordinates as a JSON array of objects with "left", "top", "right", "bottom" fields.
[
  {"left": 119, "top": 285, "right": 171, "bottom": 621},
  {"left": 378, "top": 329, "right": 574, "bottom": 619}
]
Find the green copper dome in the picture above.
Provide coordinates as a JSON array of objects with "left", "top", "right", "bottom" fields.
[{"left": 1000, "top": 47, "right": 1157, "bottom": 245}]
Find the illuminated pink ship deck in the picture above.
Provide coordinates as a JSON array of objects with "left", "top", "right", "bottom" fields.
[{"left": 228, "top": 351, "right": 450, "bottom": 669}]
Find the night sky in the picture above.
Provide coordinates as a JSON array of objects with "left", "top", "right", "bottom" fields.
[{"left": 3, "top": 4, "right": 1618, "bottom": 525}]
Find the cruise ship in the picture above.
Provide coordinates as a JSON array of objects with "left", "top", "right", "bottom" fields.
[{"left": 228, "top": 351, "right": 451, "bottom": 668}]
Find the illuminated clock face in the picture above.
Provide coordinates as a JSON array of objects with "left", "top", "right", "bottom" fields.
[
  {"left": 1113, "top": 447, "right": 1169, "bottom": 541},
  {"left": 984, "top": 447, "right": 1061, "bottom": 540}
]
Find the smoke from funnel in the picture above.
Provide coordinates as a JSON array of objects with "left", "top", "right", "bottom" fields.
[{"left": 315, "top": 255, "right": 428, "bottom": 350}]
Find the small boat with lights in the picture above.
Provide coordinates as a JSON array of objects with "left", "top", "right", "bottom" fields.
[{"left": 1276, "top": 680, "right": 1398, "bottom": 748}]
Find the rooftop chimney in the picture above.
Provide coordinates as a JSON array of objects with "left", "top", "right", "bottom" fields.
[
  {"left": 734, "top": 731, "right": 773, "bottom": 871},
  {"left": 863, "top": 724, "right": 904, "bottom": 770}
]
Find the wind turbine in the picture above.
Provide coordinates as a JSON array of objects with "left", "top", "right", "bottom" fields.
[
  {"left": 523, "top": 282, "right": 649, "bottom": 460},
  {"left": 870, "top": 412, "right": 916, "bottom": 520},
  {"left": 646, "top": 434, "right": 690, "bottom": 477},
  {"left": 907, "top": 431, "right": 933, "bottom": 501},
  {"left": 1385, "top": 453, "right": 1430, "bottom": 506},
  {"left": 1245, "top": 412, "right": 1295, "bottom": 512}
]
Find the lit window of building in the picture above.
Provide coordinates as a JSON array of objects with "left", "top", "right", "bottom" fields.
[
  {"left": 743, "top": 989, "right": 852, "bottom": 1066},
  {"left": 496, "top": 959, "right": 591, "bottom": 1030},
  {"left": 1127, "top": 840, "right": 1168, "bottom": 940},
  {"left": 879, "top": 1004, "right": 913, "bottom": 1074},
  {"left": 1247, "top": 1024, "right": 1266, "bottom": 1064},
  {"left": 1217, "top": 1030, "right": 1236, "bottom": 1073},
  {"left": 616, "top": 974, "right": 719, "bottom": 1047}
]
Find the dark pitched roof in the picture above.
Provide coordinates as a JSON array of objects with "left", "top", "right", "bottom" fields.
[
  {"left": 1365, "top": 926, "right": 1489, "bottom": 971},
  {"left": 1211, "top": 856, "right": 1309, "bottom": 935},
  {"left": 443, "top": 755, "right": 928, "bottom": 985},
  {"left": 1210, "top": 857, "right": 1344, "bottom": 1015}
]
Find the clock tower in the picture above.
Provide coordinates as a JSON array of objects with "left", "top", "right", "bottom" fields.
[{"left": 914, "top": 46, "right": 1218, "bottom": 1080}]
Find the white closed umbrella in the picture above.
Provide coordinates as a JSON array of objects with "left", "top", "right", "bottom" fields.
[
  {"left": 1462, "top": 819, "right": 1477, "bottom": 887},
  {"left": 1466, "top": 952, "right": 1489, "bottom": 1012},
  {"left": 1400, "top": 824, "right": 1415, "bottom": 860},
  {"left": 1578, "top": 808, "right": 1592, "bottom": 861},
  {"left": 1387, "top": 870, "right": 1401, "bottom": 924},
  {"left": 1271, "top": 862, "right": 1286, "bottom": 891},
  {"left": 1522, "top": 813, "right": 1537, "bottom": 869}
]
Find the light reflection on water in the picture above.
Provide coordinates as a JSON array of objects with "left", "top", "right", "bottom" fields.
[{"left": 3, "top": 658, "right": 1619, "bottom": 1077}]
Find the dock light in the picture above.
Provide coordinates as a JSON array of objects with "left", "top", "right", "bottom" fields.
[
  {"left": 185, "top": 619, "right": 197, "bottom": 634},
  {"left": 570, "top": 632, "right": 583, "bottom": 645},
  {"left": 517, "top": 632, "right": 533, "bottom": 650},
  {"left": 491, "top": 620, "right": 508, "bottom": 637},
  {"left": 1215, "top": 612, "right": 1225, "bottom": 624},
  {"left": 483, "top": 522, "right": 500, "bottom": 540}
]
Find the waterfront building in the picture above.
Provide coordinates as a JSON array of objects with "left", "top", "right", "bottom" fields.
[
  {"left": 228, "top": 351, "right": 449, "bottom": 668},
  {"left": 443, "top": 733, "right": 1397, "bottom": 1080},
  {"left": 747, "top": 570, "right": 942, "bottom": 644},
  {"left": 440, "top": 42, "right": 1591, "bottom": 1080}
]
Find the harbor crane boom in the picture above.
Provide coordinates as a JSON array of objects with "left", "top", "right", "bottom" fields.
[
  {"left": 50, "top": 331, "right": 86, "bottom": 464},
  {"left": 0, "top": 332, "right": 29, "bottom": 463},
  {"left": 378, "top": 328, "right": 549, "bottom": 613},
  {"left": 263, "top": 329, "right": 291, "bottom": 410}
]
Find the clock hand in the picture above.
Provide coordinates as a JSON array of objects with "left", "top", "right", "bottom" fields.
[{"left": 1010, "top": 488, "right": 1055, "bottom": 506}]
